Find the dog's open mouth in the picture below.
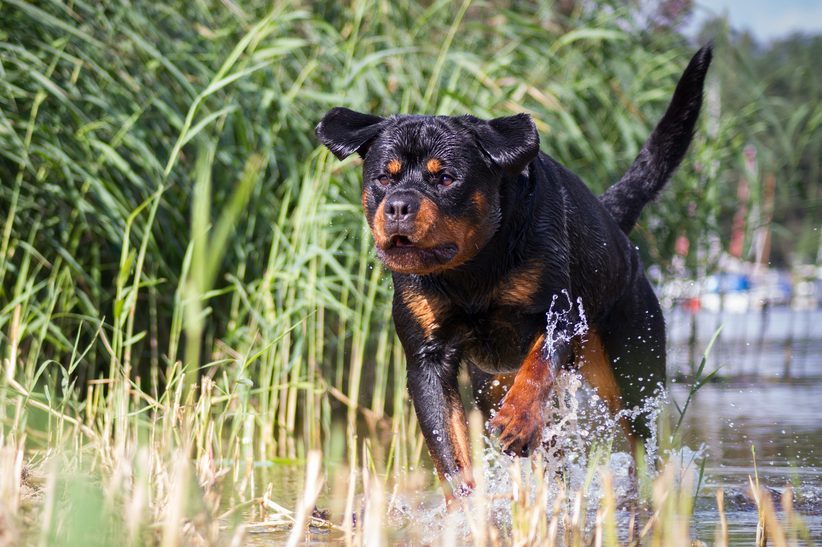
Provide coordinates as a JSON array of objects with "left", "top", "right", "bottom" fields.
[
  {"left": 390, "top": 235, "right": 414, "bottom": 248},
  {"left": 380, "top": 235, "right": 459, "bottom": 273}
]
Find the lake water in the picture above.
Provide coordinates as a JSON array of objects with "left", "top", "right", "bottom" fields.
[
  {"left": 674, "top": 380, "right": 822, "bottom": 543},
  {"left": 669, "top": 308, "right": 822, "bottom": 541}
]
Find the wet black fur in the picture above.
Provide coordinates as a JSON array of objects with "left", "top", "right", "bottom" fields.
[{"left": 316, "top": 46, "right": 712, "bottom": 487}]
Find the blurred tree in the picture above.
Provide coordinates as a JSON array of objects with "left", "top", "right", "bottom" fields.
[{"left": 693, "top": 19, "right": 822, "bottom": 268}]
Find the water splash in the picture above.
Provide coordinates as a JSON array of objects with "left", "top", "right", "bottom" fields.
[
  {"left": 543, "top": 290, "right": 588, "bottom": 360},
  {"left": 398, "top": 295, "right": 694, "bottom": 542}
]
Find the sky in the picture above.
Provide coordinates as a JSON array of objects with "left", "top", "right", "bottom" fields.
[{"left": 688, "top": 0, "right": 822, "bottom": 41}]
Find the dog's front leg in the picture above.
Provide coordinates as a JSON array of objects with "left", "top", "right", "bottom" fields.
[
  {"left": 489, "top": 334, "right": 572, "bottom": 456},
  {"left": 405, "top": 349, "right": 474, "bottom": 503},
  {"left": 393, "top": 287, "right": 472, "bottom": 502}
]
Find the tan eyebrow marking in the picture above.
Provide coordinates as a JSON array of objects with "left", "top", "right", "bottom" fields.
[
  {"left": 387, "top": 159, "right": 402, "bottom": 175},
  {"left": 426, "top": 158, "right": 442, "bottom": 173}
]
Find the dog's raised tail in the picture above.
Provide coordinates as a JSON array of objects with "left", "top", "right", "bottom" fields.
[{"left": 600, "top": 44, "right": 712, "bottom": 234}]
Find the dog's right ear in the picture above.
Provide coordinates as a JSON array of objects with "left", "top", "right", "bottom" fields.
[
  {"left": 460, "top": 113, "right": 540, "bottom": 175},
  {"left": 315, "top": 107, "right": 387, "bottom": 160}
]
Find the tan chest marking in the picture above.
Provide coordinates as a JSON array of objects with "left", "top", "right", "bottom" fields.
[
  {"left": 402, "top": 291, "right": 445, "bottom": 337},
  {"left": 494, "top": 261, "right": 543, "bottom": 307}
]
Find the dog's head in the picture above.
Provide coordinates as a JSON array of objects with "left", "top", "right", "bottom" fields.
[{"left": 316, "top": 108, "right": 539, "bottom": 274}]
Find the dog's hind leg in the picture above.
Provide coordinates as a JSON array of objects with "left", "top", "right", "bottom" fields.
[
  {"left": 576, "top": 331, "right": 640, "bottom": 459},
  {"left": 579, "top": 276, "right": 666, "bottom": 456}
]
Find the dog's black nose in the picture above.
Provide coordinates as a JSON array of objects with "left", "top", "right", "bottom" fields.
[{"left": 384, "top": 193, "right": 418, "bottom": 222}]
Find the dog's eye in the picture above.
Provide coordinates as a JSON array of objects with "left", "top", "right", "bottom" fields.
[
  {"left": 375, "top": 175, "right": 390, "bottom": 186},
  {"left": 438, "top": 174, "right": 455, "bottom": 187}
]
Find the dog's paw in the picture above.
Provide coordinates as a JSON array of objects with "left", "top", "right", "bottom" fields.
[
  {"left": 488, "top": 395, "right": 544, "bottom": 457},
  {"left": 444, "top": 479, "right": 475, "bottom": 511}
]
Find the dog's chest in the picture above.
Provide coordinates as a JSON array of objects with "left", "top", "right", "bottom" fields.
[
  {"left": 409, "top": 270, "right": 550, "bottom": 372},
  {"left": 453, "top": 305, "right": 541, "bottom": 373}
]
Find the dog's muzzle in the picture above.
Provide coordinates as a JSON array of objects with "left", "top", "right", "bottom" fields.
[{"left": 383, "top": 190, "right": 420, "bottom": 241}]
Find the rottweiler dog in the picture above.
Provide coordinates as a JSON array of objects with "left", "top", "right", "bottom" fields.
[{"left": 316, "top": 46, "right": 712, "bottom": 501}]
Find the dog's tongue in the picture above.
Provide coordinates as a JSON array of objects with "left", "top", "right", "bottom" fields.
[{"left": 393, "top": 235, "right": 413, "bottom": 247}]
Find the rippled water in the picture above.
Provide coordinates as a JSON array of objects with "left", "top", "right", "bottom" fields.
[
  {"left": 669, "top": 308, "right": 822, "bottom": 541},
  {"left": 674, "top": 380, "right": 822, "bottom": 543}
]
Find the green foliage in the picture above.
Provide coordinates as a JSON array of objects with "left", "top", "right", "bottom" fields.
[
  {"left": 0, "top": 0, "right": 816, "bottom": 472},
  {"left": 692, "top": 20, "right": 822, "bottom": 266},
  {"left": 0, "top": 0, "right": 708, "bottom": 415}
]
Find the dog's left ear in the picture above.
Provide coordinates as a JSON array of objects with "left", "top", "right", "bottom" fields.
[
  {"left": 315, "top": 107, "right": 387, "bottom": 160},
  {"left": 464, "top": 113, "right": 540, "bottom": 174}
]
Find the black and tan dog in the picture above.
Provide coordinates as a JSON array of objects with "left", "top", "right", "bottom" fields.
[{"left": 316, "top": 46, "right": 712, "bottom": 501}]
